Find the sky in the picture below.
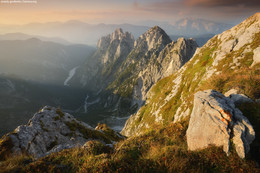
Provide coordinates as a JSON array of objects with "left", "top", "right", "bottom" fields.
[{"left": 0, "top": 0, "right": 259, "bottom": 25}]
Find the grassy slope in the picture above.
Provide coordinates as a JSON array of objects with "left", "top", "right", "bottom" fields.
[{"left": 0, "top": 119, "right": 258, "bottom": 173}]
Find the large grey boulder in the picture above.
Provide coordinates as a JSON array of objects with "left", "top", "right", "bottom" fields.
[
  {"left": 0, "top": 106, "right": 123, "bottom": 159},
  {"left": 186, "top": 90, "right": 255, "bottom": 158}
]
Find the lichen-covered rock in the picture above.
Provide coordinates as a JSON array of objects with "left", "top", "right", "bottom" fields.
[
  {"left": 186, "top": 90, "right": 255, "bottom": 158},
  {"left": 0, "top": 106, "right": 123, "bottom": 160}
]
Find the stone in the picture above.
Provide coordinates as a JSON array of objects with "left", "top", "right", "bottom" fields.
[
  {"left": 224, "top": 89, "right": 254, "bottom": 106},
  {"left": 186, "top": 90, "right": 255, "bottom": 158}
]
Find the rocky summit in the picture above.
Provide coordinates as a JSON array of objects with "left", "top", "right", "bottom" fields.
[{"left": 186, "top": 90, "right": 255, "bottom": 158}]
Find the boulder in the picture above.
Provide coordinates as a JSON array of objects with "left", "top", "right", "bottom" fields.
[
  {"left": 0, "top": 106, "right": 123, "bottom": 160},
  {"left": 187, "top": 90, "right": 255, "bottom": 158},
  {"left": 224, "top": 89, "right": 254, "bottom": 106}
]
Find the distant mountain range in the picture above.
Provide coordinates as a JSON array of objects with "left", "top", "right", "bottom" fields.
[
  {"left": 0, "top": 18, "right": 233, "bottom": 45},
  {"left": 0, "top": 32, "right": 71, "bottom": 45},
  {"left": 171, "top": 18, "right": 232, "bottom": 35},
  {"left": 139, "top": 18, "right": 233, "bottom": 36}
]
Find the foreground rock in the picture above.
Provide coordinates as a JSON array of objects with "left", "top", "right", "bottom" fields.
[
  {"left": 0, "top": 106, "right": 124, "bottom": 160},
  {"left": 187, "top": 90, "right": 255, "bottom": 158}
]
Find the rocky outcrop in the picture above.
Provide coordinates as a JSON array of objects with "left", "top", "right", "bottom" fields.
[
  {"left": 224, "top": 89, "right": 254, "bottom": 106},
  {"left": 212, "top": 12, "right": 260, "bottom": 68},
  {"left": 0, "top": 106, "right": 123, "bottom": 160},
  {"left": 186, "top": 90, "right": 255, "bottom": 158}
]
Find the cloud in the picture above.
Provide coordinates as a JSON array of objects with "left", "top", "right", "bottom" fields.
[{"left": 185, "top": 0, "right": 260, "bottom": 7}]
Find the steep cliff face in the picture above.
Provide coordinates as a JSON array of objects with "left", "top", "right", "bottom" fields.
[
  {"left": 122, "top": 13, "right": 260, "bottom": 137},
  {"left": 97, "top": 28, "right": 134, "bottom": 65},
  {"left": 132, "top": 38, "right": 198, "bottom": 107}
]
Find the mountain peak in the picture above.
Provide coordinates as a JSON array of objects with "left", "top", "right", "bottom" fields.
[
  {"left": 149, "top": 25, "right": 163, "bottom": 31},
  {"left": 114, "top": 28, "right": 123, "bottom": 34},
  {"left": 135, "top": 26, "right": 171, "bottom": 51},
  {"left": 111, "top": 28, "right": 133, "bottom": 41},
  {"left": 97, "top": 28, "right": 134, "bottom": 50},
  {"left": 148, "top": 26, "right": 168, "bottom": 36}
]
